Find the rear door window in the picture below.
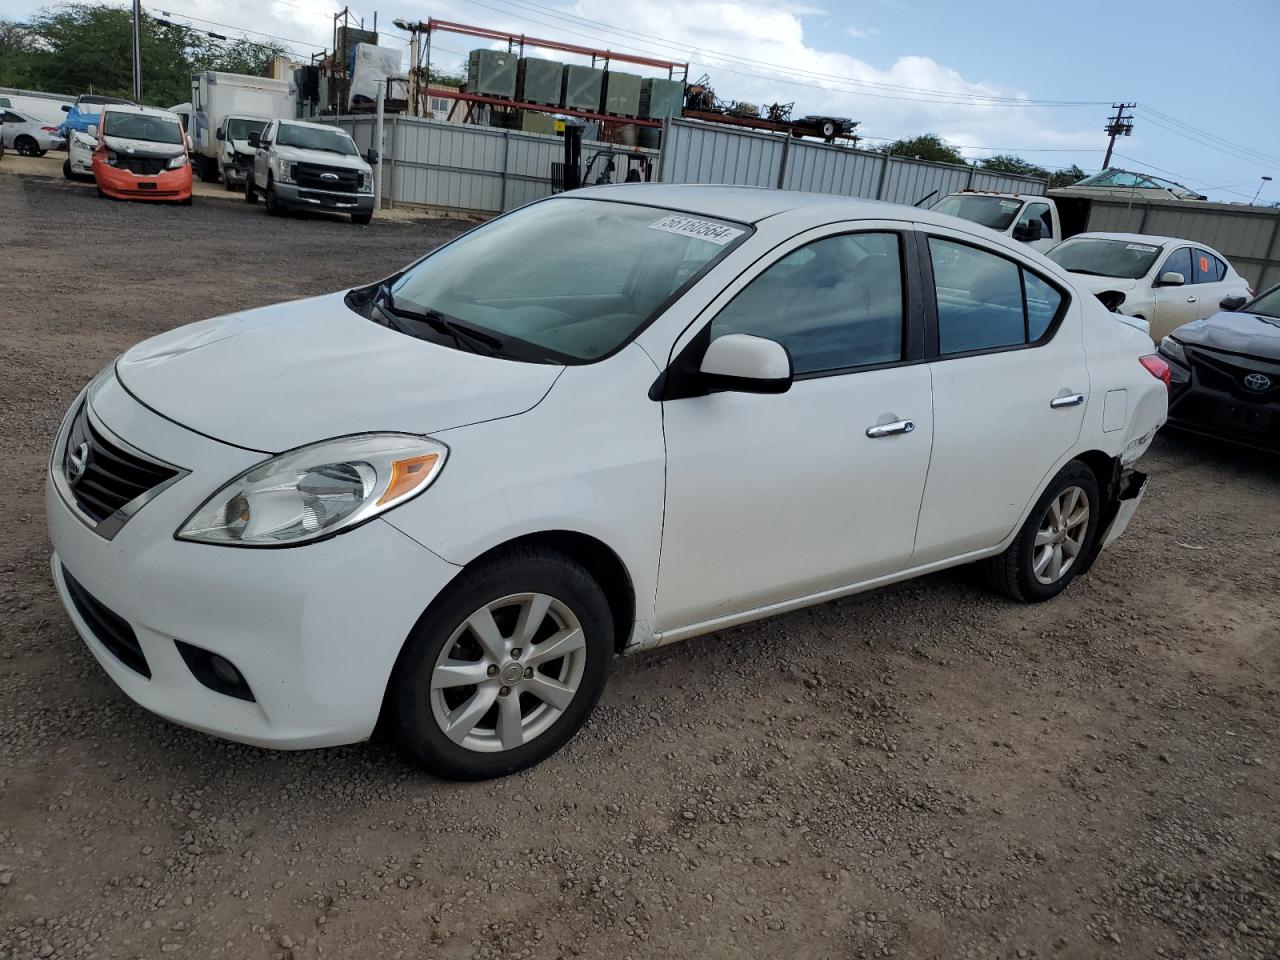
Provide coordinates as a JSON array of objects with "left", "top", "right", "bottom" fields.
[{"left": 1192, "top": 249, "right": 1227, "bottom": 284}]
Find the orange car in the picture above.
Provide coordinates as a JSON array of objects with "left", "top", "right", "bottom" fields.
[{"left": 91, "top": 105, "right": 192, "bottom": 204}]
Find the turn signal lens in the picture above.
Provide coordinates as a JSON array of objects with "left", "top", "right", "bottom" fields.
[
  {"left": 378, "top": 453, "right": 440, "bottom": 505},
  {"left": 1139, "top": 354, "right": 1171, "bottom": 391}
]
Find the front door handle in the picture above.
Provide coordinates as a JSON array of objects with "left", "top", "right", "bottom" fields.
[
  {"left": 1050, "top": 394, "right": 1085, "bottom": 409},
  {"left": 1186, "top": 296, "right": 1198, "bottom": 303},
  {"left": 866, "top": 419, "right": 915, "bottom": 438}
]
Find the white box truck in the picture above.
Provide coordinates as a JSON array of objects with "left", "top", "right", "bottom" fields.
[{"left": 188, "top": 71, "right": 292, "bottom": 183}]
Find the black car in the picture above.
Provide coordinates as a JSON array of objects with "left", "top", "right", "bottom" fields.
[{"left": 1158, "top": 284, "right": 1280, "bottom": 451}]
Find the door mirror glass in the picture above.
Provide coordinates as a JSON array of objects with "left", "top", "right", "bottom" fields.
[
  {"left": 215, "top": 127, "right": 224, "bottom": 141},
  {"left": 247, "top": 131, "right": 261, "bottom": 148},
  {"left": 185, "top": 134, "right": 192, "bottom": 151},
  {"left": 699, "top": 334, "right": 793, "bottom": 394},
  {"left": 86, "top": 124, "right": 97, "bottom": 137},
  {"left": 1219, "top": 295, "right": 1247, "bottom": 311},
  {"left": 1158, "top": 271, "right": 1185, "bottom": 287}
]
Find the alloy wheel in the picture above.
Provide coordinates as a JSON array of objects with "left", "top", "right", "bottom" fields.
[
  {"left": 429, "top": 593, "right": 587, "bottom": 753},
  {"left": 1033, "top": 485, "right": 1090, "bottom": 585}
]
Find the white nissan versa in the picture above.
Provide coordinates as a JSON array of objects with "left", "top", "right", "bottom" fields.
[{"left": 47, "top": 185, "right": 1169, "bottom": 780}]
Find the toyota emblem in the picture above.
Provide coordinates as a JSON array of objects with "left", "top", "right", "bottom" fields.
[
  {"left": 66, "top": 441, "right": 90, "bottom": 484},
  {"left": 320, "top": 172, "right": 338, "bottom": 181},
  {"left": 1243, "top": 373, "right": 1272, "bottom": 392}
]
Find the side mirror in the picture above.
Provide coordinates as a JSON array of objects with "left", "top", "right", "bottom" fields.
[
  {"left": 215, "top": 127, "right": 224, "bottom": 141},
  {"left": 1158, "top": 271, "right": 1185, "bottom": 287},
  {"left": 62, "top": 104, "right": 71, "bottom": 113},
  {"left": 1219, "top": 295, "right": 1248, "bottom": 311},
  {"left": 699, "top": 334, "right": 792, "bottom": 394},
  {"left": 185, "top": 134, "right": 192, "bottom": 151},
  {"left": 1012, "top": 219, "right": 1044, "bottom": 242},
  {"left": 86, "top": 124, "right": 97, "bottom": 138},
  {"left": 366, "top": 147, "right": 379, "bottom": 165},
  {"left": 247, "top": 131, "right": 261, "bottom": 148}
]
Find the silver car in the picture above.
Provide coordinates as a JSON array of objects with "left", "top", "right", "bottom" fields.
[{"left": 1, "top": 109, "right": 67, "bottom": 156}]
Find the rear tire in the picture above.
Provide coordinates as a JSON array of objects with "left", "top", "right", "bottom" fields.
[
  {"left": 390, "top": 548, "right": 613, "bottom": 780},
  {"left": 15, "top": 135, "right": 39, "bottom": 157},
  {"left": 984, "top": 461, "right": 1101, "bottom": 602},
  {"left": 198, "top": 157, "right": 219, "bottom": 183}
]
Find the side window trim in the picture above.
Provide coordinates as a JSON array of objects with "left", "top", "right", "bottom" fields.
[{"left": 912, "top": 230, "right": 1072, "bottom": 362}]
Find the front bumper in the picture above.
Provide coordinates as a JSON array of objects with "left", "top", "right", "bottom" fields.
[
  {"left": 94, "top": 160, "right": 192, "bottom": 202},
  {"left": 1165, "top": 352, "right": 1280, "bottom": 451},
  {"left": 273, "top": 181, "right": 374, "bottom": 213},
  {"left": 46, "top": 373, "right": 462, "bottom": 749}
]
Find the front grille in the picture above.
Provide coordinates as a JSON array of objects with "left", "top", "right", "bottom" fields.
[
  {"left": 116, "top": 156, "right": 167, "bottom": 176},
  {"left": 63, "top": 405, "right": 178, "bottom": 525},
  {"left": 292, "top": 162, "right": 361, "bottom": 194},
  {"left": 1187, "top": 346, "right": 1280, "bottom": 403},
  {"left": 62, "top": 565, "right": 150, "bottom": 678}
]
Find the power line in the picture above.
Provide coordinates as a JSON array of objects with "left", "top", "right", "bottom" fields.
[
  {"left": 1134, "top": 109, "right": 1280, "bottom": 171},
  {"left": 451, "top": 0, "right": 1112, "bottom": 108},
  {"left": 1139, "top": 105, "right": 1280, "bottom": 168},
  {"left": 1110, "top": 152, "right": 1258, "bottom": 202}
]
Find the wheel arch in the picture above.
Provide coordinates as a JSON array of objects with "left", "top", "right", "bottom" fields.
[{"left": 464, "top": 530, "right": 637, "bottom": 654}]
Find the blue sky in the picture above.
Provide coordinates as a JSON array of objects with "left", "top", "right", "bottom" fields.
[{"left": 10, "top": 0, "right": 1280, "bottom": 201}]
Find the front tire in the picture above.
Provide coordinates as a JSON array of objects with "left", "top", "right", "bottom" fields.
[
  {"left": 390, "top": 548, "right": 613, "bottom": 780},
  {"left": 244, "top": 175, "right": 258, "bottom": 204},
  {"left": 984, "top": 461, "right": 1101, "bottom": 602},
  {"left": 264, "top": 176, "right": 283, "bottom": 216},
  {"left": 352, "top": 211, "right": 372, "bottom": 225}
]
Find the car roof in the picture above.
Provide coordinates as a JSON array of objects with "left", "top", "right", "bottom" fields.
[
  {"left": 101, "top": 104, "right": 183, "bottom": 122},
  {"left": 571, "top": 183, "right": 943, "bottom": 226},
  {"left": 275, "top": 118, "right": 351, "bottom": 132}
]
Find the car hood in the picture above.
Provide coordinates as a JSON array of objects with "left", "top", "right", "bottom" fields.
[
  {"left": 1172, "top": 310, "right": 1280, "bottom": 361},
  {"left": 274, "top": 145, "right": 369, "bottom": 171},
  {"left": 114, "top": 292, "right": 564, "bottom": 452},
  {"left": 103, "top": 134, "right": 185, "bottom": 159},
  {"left": 1065, "top": 273, "right": 1142, "bottom": 295}
]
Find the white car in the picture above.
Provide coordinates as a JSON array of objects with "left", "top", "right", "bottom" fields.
[
  {"left": 64, "top": 129, "right": 96, "bottom": 180},
  {"left": 1, "top": 108, "right": 66, "bottom": 155},
  {"left": 1046, "top": 232, "right": 1253, "bottom": 342},
  {"left": 47, "top": 185, "right": 1168, "bottom": 780}
]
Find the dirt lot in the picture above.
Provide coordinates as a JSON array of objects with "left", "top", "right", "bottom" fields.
[{"left": 2, "top": 167, "right": 1278, "bottom": 960}]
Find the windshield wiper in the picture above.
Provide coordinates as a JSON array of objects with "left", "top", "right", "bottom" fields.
[
  {"left": 1066, "top": 269, "right": 1115, "bottom": 277},
  {"left": 375, "top": 284, "right": 505, "bottom": 355}
]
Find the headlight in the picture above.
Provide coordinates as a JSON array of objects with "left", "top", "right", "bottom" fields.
[
  {"left": 167, "top": 154, "right": 188, "bottom": 170},
  {"left": 106, "top": 149, "right": 119, "bottom": 166},
  {"left": 361, "top": 171, "right": 372, "bottom": 192},
  {"left": 177, "top": 434, "right": 447, "bottom": 547},
  {"left": 1159, "top": 336, "right": 1187, "bottom": 366},
  {"left": 274, "top": 157, "right": 294, "bottom": 183}
]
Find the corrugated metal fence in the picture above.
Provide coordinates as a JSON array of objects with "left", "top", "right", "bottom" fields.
[
  {"left": 658, "top": 118, "right": 1047, "bottom": 204},
  {"left": 332, "top": 114, "right": 657, "bottom": 215}
]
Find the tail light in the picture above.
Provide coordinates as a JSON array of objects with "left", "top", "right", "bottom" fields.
[
  {"left": 1140, "top": 354, "right": 1171, "bottom": 391},
  {"left": 41, "top": 126, "right": 59, "bottom": 132}
]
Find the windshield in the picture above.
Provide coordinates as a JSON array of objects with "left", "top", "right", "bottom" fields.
[
  {"left": 276, "top": 123, "right": 358, "bottom": 156},
  {"left": 1246, "top": 286, "right": 1280, "bottom": 320},
  {"left": 226, "top": 117, "right": 268, "bottom": 141},
  {"left": 932, "top": 195, "right": 1023, "bottom": 231},
  {"left": 103, "top": 112, "right": 184, "bottom": 145},
  {"left": 384, "top": 198, "right": 748, "bottom": 362},
  {"left": 1046, "top": 238, "right": 1163, "bottom": 280}
]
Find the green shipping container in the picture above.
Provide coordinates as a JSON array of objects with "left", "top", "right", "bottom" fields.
[
  {"left": 601, "top": 71, "right": 642, "bottom": 117},
  {"left": 561, "top": 64, "right": 603, "bottom": 111},
  {"left": 517, "top": 58, "right": 563, "bottom": 105}
]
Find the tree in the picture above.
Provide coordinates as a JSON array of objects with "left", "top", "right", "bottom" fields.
[
  {"left": 878, "top": 133, "right": 965, "bottom": 165},
  {"left": 0, "top": 4, "right": 285, "bottom": 106},
  {"left": 979, "top": 154, "right": 1049, "bottom": 179},
  {"left": 1048, "top": 164, "right": 1087, "bottom": 189}
]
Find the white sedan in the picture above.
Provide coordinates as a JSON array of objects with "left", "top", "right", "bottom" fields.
[
  {"left": 1, "top": 108, "right": 66, "bottom": 156},
  {"left": 1046, "top": 232, "right": 1253, "bottom": 342},
  {"left": 47, "top": 185, "right": 1168, "bottom": 780},
  {"left": 63, "top": 129, "right": 96, "bottom": 180}
]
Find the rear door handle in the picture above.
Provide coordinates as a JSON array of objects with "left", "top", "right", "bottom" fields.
[
  {"left": 1186, "top": 296, "right": 1198, "bottom": 303},
  {"left": 866, "top": 419, "right": 915, "bottom": 438},
  {"left": 1050, "top": 394, "right": 1085, "bottom": 409}
]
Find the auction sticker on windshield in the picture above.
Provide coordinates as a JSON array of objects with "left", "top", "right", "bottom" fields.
[
  {"left": 648, "top": 215, "right": 744, "bottom": 246},
  {"left": 1126, "top": 243, "right": 1159, "bottom": 252}
]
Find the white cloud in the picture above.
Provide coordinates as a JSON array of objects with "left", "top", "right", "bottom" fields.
[{"left": 845, "top": 26, "right": 880, "bottom": 39}]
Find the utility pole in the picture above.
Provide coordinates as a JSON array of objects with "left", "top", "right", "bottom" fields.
[
  {"left": 131, "top": 0, "right": 143, "bottom": 101},
  {"left": 1102, "top": 102, "right": 1135, "bottom": 169},
  {"left": 1252, "top": 175, "right": 1273, "bottom": 205}
]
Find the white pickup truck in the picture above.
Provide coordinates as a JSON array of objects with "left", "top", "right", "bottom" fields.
[{"left": 932, "top": 191, "right": 1062, "bottom": 253}]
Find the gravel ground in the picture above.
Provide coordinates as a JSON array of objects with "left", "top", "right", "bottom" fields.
[{"left": 1, "top": 169, "right": 1278, "bottom": 960}]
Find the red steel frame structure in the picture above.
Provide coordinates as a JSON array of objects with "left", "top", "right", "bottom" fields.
[{"left": 407, "top": 18, "right": 688, "bottom": 131}]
